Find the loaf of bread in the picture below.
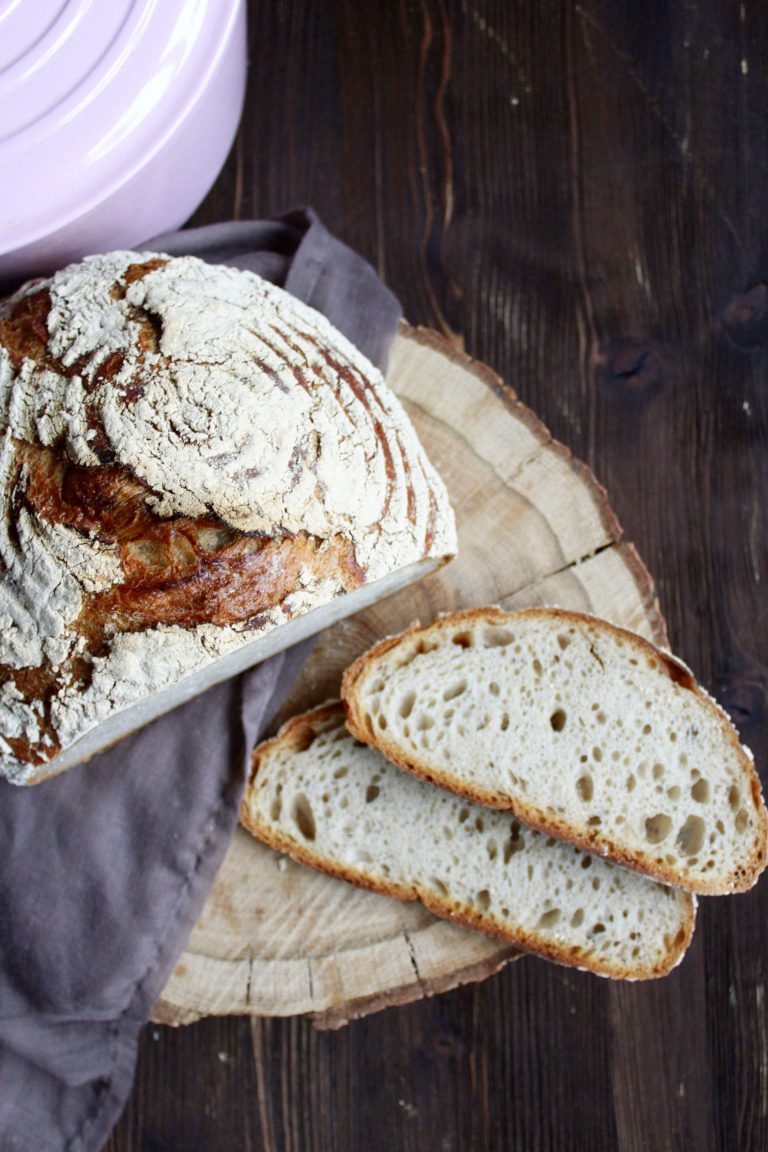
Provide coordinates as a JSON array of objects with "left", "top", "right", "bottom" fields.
[
  {"left": 241, "top": 702, "right": 696, "bottom": 980},
  {"left": 0, "top": 253, "right": 456, "bottom": 783},
  {"left": 342, "top": 608, "right": 768, "bottom": 894}
]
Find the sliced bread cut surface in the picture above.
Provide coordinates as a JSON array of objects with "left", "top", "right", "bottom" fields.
[
  {"left": 241, "top": 703, "right": 696, "bottom": 981},
  {"left": 341, "top": 608, "right": 768, "bottom": 894}
]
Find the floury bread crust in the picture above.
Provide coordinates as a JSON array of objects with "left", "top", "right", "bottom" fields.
[
  {"left": 342, "top": 608, "right": 768, "bottom": 895},
  {"left": 0, "top": 253, "right": 456, "bottom": 784},
  {"left": 241, "top": 703, "right": 696, "bottom": 981}
]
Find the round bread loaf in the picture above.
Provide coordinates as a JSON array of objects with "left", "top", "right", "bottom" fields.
[{"left": 0, "top": 253, "right": 456, "bottom": 783}]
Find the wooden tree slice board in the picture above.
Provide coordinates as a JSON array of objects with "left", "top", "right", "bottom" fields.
[{"left": 154, "top": 325, "right": 668, "bottom": 1030}]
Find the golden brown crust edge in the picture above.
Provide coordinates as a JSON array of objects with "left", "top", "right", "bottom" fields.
[
  {"left": 340, "top": 607, "right": 768, "bottom": 895},
  {"left": 241, "top": 701, "right": 695, "bottom": 981}
]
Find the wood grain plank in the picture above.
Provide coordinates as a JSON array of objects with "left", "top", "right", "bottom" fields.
[{"left": 110, "top": 1, "right": 768, "bottom": 1149}]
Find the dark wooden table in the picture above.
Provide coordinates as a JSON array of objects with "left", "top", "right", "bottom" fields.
[{"left": 108, "top": 3, "right": 768, "bottom": 1148}]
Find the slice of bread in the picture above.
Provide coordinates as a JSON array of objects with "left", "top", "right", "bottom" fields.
[
  {"left": 342, "top": 608, "right": 768, "bottom": 895},
  {"left": 241, "top": 702, "right": 696, "bottom": 981}
]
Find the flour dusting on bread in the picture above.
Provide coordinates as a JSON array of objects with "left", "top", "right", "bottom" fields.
[{"left": 0, "top": 253, "right": 456, "bottom": 782}]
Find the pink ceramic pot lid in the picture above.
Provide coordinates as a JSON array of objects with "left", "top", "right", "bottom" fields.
[{"left": 0, "top": 0, "right": 242, "bottom": 258}]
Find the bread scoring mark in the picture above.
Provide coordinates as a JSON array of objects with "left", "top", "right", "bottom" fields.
[
  {"left": 255, "top": 310, "right": 442, "bottom": 564},
  {"left": 424, "top": 482, "right": 438, "bottom": 556},
  {"left": 394, "top": 428, "right": 418, "bottom": 526},
  {"left": 4, "top": 436, "right": 366, "bottom": 769},
  {"left": 317, "top": 348, "right": 411, "bottom": 552},
  {"left": 81, "top": 529, "right": 363, "bottom": 636},
  {"left": 20, "top": 441, "right": 151, "bottom": 541}
]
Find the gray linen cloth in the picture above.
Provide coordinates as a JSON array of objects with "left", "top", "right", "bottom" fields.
[{"left": 0, "top": 210, "right": 402, "bottom": 1152}]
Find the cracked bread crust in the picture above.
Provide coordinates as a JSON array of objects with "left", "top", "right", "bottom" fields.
[{"left": 0, "top": 253, "right": 456, "bottom": 783}]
